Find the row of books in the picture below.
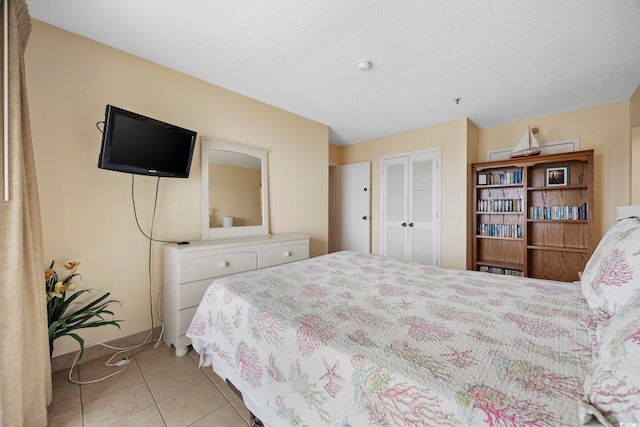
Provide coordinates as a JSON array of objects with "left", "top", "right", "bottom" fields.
[
  {"left": 528, "top": 203, "right": 588, "bottom": 220},
  {"left": 477, "top": 198, "right": 523, "bottom": 213},
  {"left": 478, "top": 266, "right": 524, "bottom": 276},
  {"left": 489, "top": 170, "right": 522, "bottom": 185},
  {"left": 477, "top": 223, "right": 523, "bottom": 238}
]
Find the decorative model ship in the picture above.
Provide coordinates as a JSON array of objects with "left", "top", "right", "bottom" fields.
[{"left": 510, "top": 127, "right": 541, "bottom": 158}]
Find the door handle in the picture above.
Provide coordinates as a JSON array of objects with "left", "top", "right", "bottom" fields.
[
  {"left": 402, "top": 222, "right": 407, "bottom": 227},
  {"left": 362, "top": 216, "right": 368, "bottom": 220}
]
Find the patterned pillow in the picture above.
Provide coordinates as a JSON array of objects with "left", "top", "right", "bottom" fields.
[
  {"left": 585, "top": 292, "right": 640, "bottom": 424},
  {"left": 580, "top": 217, "right": 640, "bottom": 319}
]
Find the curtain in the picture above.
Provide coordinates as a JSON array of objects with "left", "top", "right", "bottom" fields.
[{"left": 0, "top": 1, "right": 51, "bottom": 426}]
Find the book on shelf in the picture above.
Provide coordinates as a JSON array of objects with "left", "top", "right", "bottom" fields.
[
  {"left": 477, "top": 198, "right": 523, "bottom": 213},
  {"left": 477, "top": 223, "right": 523, "bottom": 238},
  {"left": 488, "top": 170, "right": 522, "bottom": 185},
  {"left": 528, "top": 203, "right": 588, "bottom": 220}
]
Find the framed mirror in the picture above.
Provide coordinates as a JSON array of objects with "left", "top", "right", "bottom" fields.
[{"left": 201, "top": 136, "right": 269, "bottom": 239}]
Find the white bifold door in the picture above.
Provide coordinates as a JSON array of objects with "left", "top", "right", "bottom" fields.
[{"left": 381, "top": 150, "right": 440, "bottom": 265}]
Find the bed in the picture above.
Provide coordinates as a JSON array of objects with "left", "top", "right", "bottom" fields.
[{"left": 187, "top": 216, "right": 640, "bottom": 427}]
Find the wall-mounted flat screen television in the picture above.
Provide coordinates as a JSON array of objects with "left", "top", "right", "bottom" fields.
[{"left": 97, "top": 105, "right": 197, "bottom": 178}]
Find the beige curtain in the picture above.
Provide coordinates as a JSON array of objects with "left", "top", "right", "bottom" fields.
[{"left": 0, "top": 1, "right": 52, "bottom": 426}]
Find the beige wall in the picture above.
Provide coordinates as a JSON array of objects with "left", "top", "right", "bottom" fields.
[
  {"left": 633, "top": 127, "right": 640, "bottom": 205},
  {"left": 630, "top": 85, "right": 640, "bottom": 205},
  {"left": 329, "top": 144, "right": 342, "bottom": 164},
  {"left": 479, "top": 101, "right": 631, "bottom": 238},
  {"left": 340, "top": 118, "right": 477, "bottom": 270},
  {"left": 466, "top": 120, "right": 480, "bottom": 267},
  {"left": 630, "top": 84, "right": 640, "bottom": 128},
  {"left": 26, "top": 21, "right": 328, "bottom": 357}
]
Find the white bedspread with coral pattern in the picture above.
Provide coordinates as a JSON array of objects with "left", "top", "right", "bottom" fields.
[{"left": 187, "top": 251, "right": 593, "bottom": 427}]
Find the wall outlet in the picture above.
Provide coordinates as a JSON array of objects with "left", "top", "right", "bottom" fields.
[{"left": 530, "top": 125, "right": 542, "bottom": 136}]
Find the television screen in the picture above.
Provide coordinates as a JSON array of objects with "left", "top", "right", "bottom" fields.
[{"left": 98, "top": 105, "right": 197, "bottom": 178}]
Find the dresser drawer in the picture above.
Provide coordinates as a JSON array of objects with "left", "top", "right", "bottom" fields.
[
  {"left": 179, "top": 306, "right": 198, "bottom": 336},
  {"left": 178, "top": 252, "right": 257, "bottom": 283},
  {"left": 179, "top": 278, "right": 214, "bottom": 310},
  {"left": 259, "top": 243, "right": 309, "bottom": 268}
]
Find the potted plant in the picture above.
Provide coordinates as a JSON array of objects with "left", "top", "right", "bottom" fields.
[{"left": 45, "top": 261, "right": 122, "bottom": 359}]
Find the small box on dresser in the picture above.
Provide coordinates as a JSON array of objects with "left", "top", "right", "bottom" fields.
[{"left": 163, "top": 233, "right": 310, "bottom": 356}]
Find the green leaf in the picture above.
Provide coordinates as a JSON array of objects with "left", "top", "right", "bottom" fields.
[
  {"left": 66, "top": 333, "right": 85, "bottom": 360},
  {"left": 67, "top": 291, "right": 112, "bottom": 315},
  {"left": 53, "top": 320, "right": 121, "bottom": 340}
]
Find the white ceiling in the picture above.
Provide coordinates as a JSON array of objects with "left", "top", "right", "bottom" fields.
[{"left": 27, "top": 1, "right": 640, "bottom": 146}]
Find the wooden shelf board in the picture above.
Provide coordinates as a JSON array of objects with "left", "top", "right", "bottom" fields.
[
  {"left": 476, "top": 235, "right": 523, "bottom": 241},
  {"left": 527, "top": 245, "right": 588, "bottom": 253},
  {"left": 526, "top": 219, "right": 588, "bottom": 223},
  {"left": 477, "top": 211, "right": 523, "bottom": 215},
  {"left": 527, "top": 185, "right": 588, "bottom": 191},
  {"left": 476, "top": 260, "right": 523, "bottom": 270},
  {"left": 477, "top": 184, "right": 523, "bottom": 189}
]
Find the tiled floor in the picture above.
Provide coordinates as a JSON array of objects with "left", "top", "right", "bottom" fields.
[{"left": 48, "top": 342, "right": 252, "bottom": 427}]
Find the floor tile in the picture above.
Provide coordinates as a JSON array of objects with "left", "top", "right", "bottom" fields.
[
  {"left": 229, "top": 395, "right": 252, "bottom": 425},
  {"left": 80, "top": 359, "right": 144, "bottom": 403},
  {"left": 145, "top": 354, "right": 207, "bottom": 401},
  {"left": 205, "top": 367, "right": 239, "bottom": 400},
  {"left": 189, "top": 402, "right": 248, "bottom": 427},
  {"left": 82, "top": 380, "right": 154, "bottom": 427},
  {"left": 48, "top": 369, "right": 81, "bottom": 418},
  {"left": 133, "top": 342, "right": 180, "bottom": 377},
  {"left": 157, "top": 380, "right": 227, "bottom": 427},
  {"left": 201, "top": 364, "right": 221, "bottom": 382},
  {"left": 47, "top": 405, "right": 83, "bottom": 427},
  {"left": 78, "top": 352, "right": 131, "bottom": 379},
  {"left": 109, "top": 404, "right": 166, "bottom": 426}
]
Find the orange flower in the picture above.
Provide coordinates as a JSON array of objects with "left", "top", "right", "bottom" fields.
[
  {"left": 44, "top": 268, "right": 55, "bottom": 281},
  {"left": 63, "top": 261, "right": 80, "bottom": 270},
  {"left": 51, "top": 282, "right": 66, "bottom": 298}
]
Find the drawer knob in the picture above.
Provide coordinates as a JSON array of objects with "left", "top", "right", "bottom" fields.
[
  {"left": 284, "top": 251, "right": 292, "bottom": 257},
  {"left": 219, "top": 261, "right": 229, "bottom": 267}
]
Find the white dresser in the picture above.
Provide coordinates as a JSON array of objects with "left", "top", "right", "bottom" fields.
[{"left": 163, "top": 233, "right": 310, "bottom": 356}]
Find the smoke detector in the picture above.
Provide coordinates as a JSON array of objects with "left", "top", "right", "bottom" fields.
[{"left": 356, "top": 59, "right": 372, "bottom": 71}]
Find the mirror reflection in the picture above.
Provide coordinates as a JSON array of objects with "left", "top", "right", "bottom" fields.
[{"left": 208, "top": 151, "right": 262, "bottom": 228}]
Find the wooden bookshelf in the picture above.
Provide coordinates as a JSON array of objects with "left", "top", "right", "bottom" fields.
[{"left": 472, "top": 149, "right": 594, "bottom": 281}]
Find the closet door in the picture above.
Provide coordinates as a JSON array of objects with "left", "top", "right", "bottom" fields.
[
  {"left": 408, "top": 152, "right": 438, "bottom": 265},
  {"left": 381, "top": 149, "right": 440, "bottom": 265},
  {"left": 382, "top": 156, "right": 408, "bottom": 261}
]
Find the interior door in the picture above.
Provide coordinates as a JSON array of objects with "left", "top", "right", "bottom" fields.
[
  {"left": 336, "top": 162, "right": 371, "bottom": 253},
  {"left": 408, "top": 152, "right": 439, "bottom": 265},
  {"left": 381, "top": 150, "right": 440, "bottom": 265},
  {"left": 381, "top": 156, "right": 408, "bottom": 260}
]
